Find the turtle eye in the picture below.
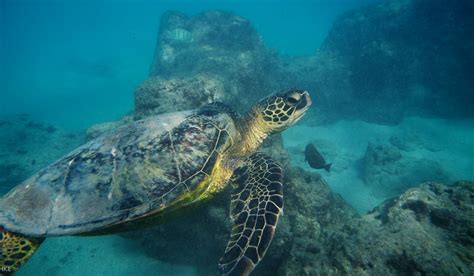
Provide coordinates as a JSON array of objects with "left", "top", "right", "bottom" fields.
[{"left": 286, "top": 94, "right": 300, "bottom": 105}]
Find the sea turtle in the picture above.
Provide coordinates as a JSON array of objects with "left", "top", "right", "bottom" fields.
[{"left": 0, "top": 89, "right": 312, "bottom": 275}]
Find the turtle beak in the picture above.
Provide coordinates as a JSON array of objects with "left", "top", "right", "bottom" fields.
[
  {"left": 293, "top": 91, "right": 312, "bottom": 123},
  {"left": 296, "top": 91, "right": 312, "bottom": 111},
  {"left": 292, "top": 91, "right": 313, "bottom": 124}
]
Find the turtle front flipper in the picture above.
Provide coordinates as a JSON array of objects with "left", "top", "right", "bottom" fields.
[
  {"left": 219, "top": 153, "right": 283, "bottom": 276},
  {"left": 0, "top": 227, "right": 44, "bottom": 273}
]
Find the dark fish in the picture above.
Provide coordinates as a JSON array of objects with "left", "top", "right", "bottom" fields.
[{"left": 305, "top": 143, "right": 332, "bottom": 172}]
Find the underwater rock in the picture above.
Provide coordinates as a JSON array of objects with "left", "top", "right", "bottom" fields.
[
  {"left": 278, "top": 181, "right": 474, "bottom": 275},
  {"left": 363, "top": 181, "right": 473, "bottom": 275},
  {"left": 291, "top": 0, "right": 474, "bottom": 124},
  {"left": 134, "top": 73, "right": 226, "bottom": 119},
  {"left": 145, "top": 10, "right": 288, "bottom": 114},
  {"left": 122, "top": 191, "right": 230, "bottom": 274},
  {"left": 269, "top": 167, "right": 359, "bottom": 275},
  {"left": 259, "top": 134, "right": 290, "bottom": 168},
  {"left": 150, "top": 10, "right": 264, "bottom": 76},
  {"left": 361, "top": 142, "right": 449, "bottom": 197}
]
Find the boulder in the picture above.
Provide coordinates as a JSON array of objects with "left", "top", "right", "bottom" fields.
[
  {"left": 278, "top": 181, "right": 474, "bottom": 275},
  {"left": 361, "top": 142, "right": 449, "bottom": 197},
  {"left": 134, "top": 74, "right": 225, "bottom": 119},
  {"left": 143, "top": 10, "right": 289, "bottom": 115},
  {"left": 150, "top": 10, "right": 264, "bottom": 77},
  {"left": 290, "top": 0, "right": 474, "bottom": 124}
]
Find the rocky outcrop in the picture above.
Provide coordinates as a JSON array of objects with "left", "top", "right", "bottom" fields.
[
  {"left": 279, "top": 180, "right": 474, "bottom": 275},
  {"left": 361, "top": 142, "right": 449, "bottom": 197},
  {"left": 150, "top": 10, "right": 264, "bottom": 78},
  {"left": 290, "top": 0, "right": 474, "bottom": 124},
  {"left": 350, "top": 181, "right": 473, "bottom": 275},
  {"left": 134, "top": 74, "right": 225, "bottom": 118},
  {"left": 137, "top": 10, "right": 289, "bottom": 116},
  {"left": 106, "top": 0, "right": 473, "bottom": 126}
]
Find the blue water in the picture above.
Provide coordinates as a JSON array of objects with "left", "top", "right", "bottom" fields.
[
  {"left": 0, "top": 0, "right": 376, "bottom": 129},
  {"left": 1, "top": 0, "right": 473, "bottom": 275}
]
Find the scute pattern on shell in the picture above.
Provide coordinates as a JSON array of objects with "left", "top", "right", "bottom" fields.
[{"left": 0, "top": 110, "right": 235, "bottom": 237}]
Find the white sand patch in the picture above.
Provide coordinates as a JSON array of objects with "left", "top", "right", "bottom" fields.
[{"left": 283, "top": 117, "right": 474, "bottom": 213}]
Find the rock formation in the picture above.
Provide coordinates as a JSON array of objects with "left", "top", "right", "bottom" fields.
[
  {"left": 134, "top": 74, "right": 225, "bottom": 119},
  {"left": 135, "top": 10, "right": 289, "bottom": 118},
  {"left": 288, "top": 0, "right": 474, "bottom": 124},
  {"left": 279, "top": 180, "right": 474, "bottom": 275},
  {"left": 361, "top": 142, "right": 449, "bottom": 197}
]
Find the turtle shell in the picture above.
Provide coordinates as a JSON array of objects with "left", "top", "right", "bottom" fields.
[{"left": 0, "top": 110, "right": 236, "bottom": 237}]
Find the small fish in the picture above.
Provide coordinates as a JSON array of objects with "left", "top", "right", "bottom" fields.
[{"left": 305, "top": 143, "right": 332, "bottom": 172}]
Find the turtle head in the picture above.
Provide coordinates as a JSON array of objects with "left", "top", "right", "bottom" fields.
[{"left": 255, "top": 89, "right": 312, "bottom": 133}]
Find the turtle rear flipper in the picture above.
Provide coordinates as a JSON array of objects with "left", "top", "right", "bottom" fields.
[
  {"left": 0, "top": 227, "right": 44, "bottom": 273},
  {"left": 219, "top": 153, "right": 283, "bottom": 276}
]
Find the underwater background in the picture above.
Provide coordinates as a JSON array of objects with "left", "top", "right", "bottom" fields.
[{"left": 1, "top": 0, "right": 473, "bottom": 275}]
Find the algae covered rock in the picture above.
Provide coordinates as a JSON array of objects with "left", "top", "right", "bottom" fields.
[
  {"left": 143, "top": 10, "right": 288, "bottom": 115},
  {"left": 278, "top": 181, "right": 474, "bottom": 275},
  {"left": 150, "top": 10, "right": 266, "bottom": 77},
  {"left": 296, "top": 0, "right": 474, "bottom": 124},
  {"left": 361, "top": 142, "right": 449, "bottom": 197},
  {"left": 134, "top": 73, "right": 225, "bottom": 119},
  {"left": 360, "top": 181, "right": 474, "bottom": 275}
]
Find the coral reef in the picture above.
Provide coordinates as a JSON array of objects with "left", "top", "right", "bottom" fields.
[{"left": 361, "top": 142, "right": 449, "bottom": 197}]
